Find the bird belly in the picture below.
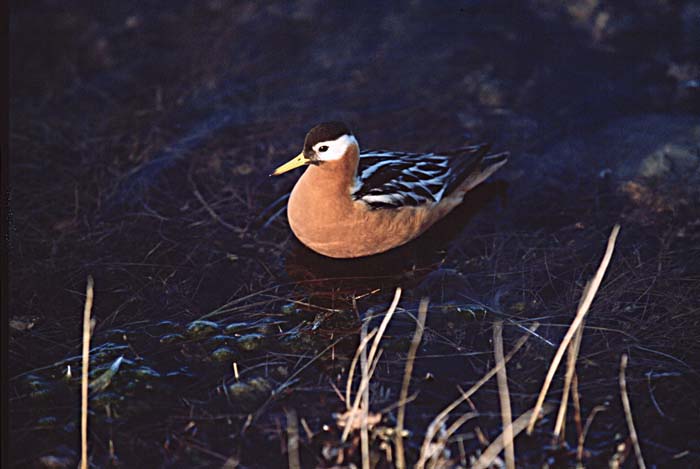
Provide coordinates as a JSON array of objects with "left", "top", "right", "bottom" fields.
[{"left": 288, "top": 196, "right": 446, "bottom": 258}]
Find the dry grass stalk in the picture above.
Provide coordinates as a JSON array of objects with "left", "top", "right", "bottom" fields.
[
  {"left": 300, "top": 417, "right": 314, "bottom": 441},
  {"left": 429, "top": 411, "right": 478, "bottom": 467},
  {"left": 493, "top": 321, "right": 515, "bottom": 469},
  {"left": 285, "top": 407, "right": 301, "bottom": 469},
  {"left": 552, "top": 318, "right": 585, "bottom": 441},
  {"left": 620, "top": 354, "right": 647, "bottom": 469},
  {"left": 571, "top": 372, "right": 583, "bottom": 453},
  {"left": 444, "top": 413, "right": 478, "bottom": 443},
  {"left": 342, "top": 287, "right": 402, "bottom": 443},
  {"left": 80, "top": 276, "right": 95, "bottom": 469},
  {"left": 395, "top": 297, "right": 429, "bottom": 469},
  {"left": 360, "top": 321, "right": 371, "bottom": 469},
  {"left": 577, "top": 404, "right": 607, "bottom": 464},
  {"left": 345, "top": 329, "right": 378, "bottom": 410},
  {"left": 526, "top": 224, "right": 620, "bottom": 434},
  {"left": 416, "top": 322, "right": 540, "bottom": 469},
  {"left": 472, "top": 403, "right": 554, "bottom": 469}
]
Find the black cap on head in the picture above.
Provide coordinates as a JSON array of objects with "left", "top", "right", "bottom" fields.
[{"left": 304, "top": 122, "right": 352, "bottom": 152}]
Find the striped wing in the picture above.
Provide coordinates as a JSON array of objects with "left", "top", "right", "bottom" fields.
[
  {"left": 352, "top": 151, "right": 450, "bottom": 208},
  {"left": 352, "top": 146, "right": 491, "bottom": 209}
]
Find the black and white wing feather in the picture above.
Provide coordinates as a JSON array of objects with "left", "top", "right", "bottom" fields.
[{"left": 352, "top": 144, "right": 500, "bottom": 210}]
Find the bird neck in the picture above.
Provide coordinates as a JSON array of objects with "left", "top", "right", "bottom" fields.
[{"left": 302, "top": 151, "right": 359, "bottom": 196}]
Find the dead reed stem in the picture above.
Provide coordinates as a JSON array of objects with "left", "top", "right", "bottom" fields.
[
  {"left": 395, "top": 298, "right": 428, "bottom": 469},
  {"left": 285, "top": 407, "right": 301, "bottom": 469},
  {"left": 360, "top": 321, "right": 370, "bottom": 469},
  {"left": 493, "top": 321, "right": 515, "bottom": 469},
  {"left": 346, "top": 329, "right": 378, "bottom": 410},
  {"left": 473, "top": 403, "right": 554, "bottom": 469},
  {"left": 553, "top": 318, "right": 585, "bottom": 441},
  {"left": 571, "top": 372, "right": 583, "bottom": 453},
  {"left": 620, "top": 354, "right": 647, "bottom": 469},
  {"left": 527, "top": 224, "right": 620, "bottom": 434},
  {"left": 80, "top": 276, "right": 95, "bottom": 469}
]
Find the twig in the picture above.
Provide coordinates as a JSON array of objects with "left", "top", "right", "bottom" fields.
[
  {"left": 300, "top": 417, "right": 314, "bottom": 441},
  {"left": 188, "top": 173, "right": 240, "bottom": 233},
  {"left": 527, "top": 224, "right": 620, "bottom": 434},
  {"left": 620, "top": 354, "right": 647, "bottom": 469},
  {"left": 443, "top": 412, "right": 479, "bottom": 445},
  {"left": 285, "top": 407, "right": 301, "bottom": 469},
  {"left": 646, "top": 372, "right": 668, "bottom": 419},
  {"left": 493, "top": 321, "right": 515, "bottom": 469},
  {"left": 379, "top": 391, "right": 418, "bottom": 415},
  {"left": 577, "top": 405, "right": 607, "bottom": 463},
  {"left": 472, "top": 404, "right": 554, "bottom": 469},
  {"left": 171, "top": 434, "right": 230, "bottom": 462},
  {"left": 80, "top": 276, "right": 95, "bottom": 469},
  {"left": 395, "top": 298, "right": 428, "bottom": 469}
]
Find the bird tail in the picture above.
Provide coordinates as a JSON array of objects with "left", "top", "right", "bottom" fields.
[
  {"left": 443, "top": 144, "right": 509, "bottom": 197},
  {"left": 467, "top": 151, "right": 508, "bottom": 191}
]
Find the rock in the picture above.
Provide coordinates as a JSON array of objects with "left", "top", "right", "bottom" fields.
[
  {"left": 36, "top": 416, "right": 59, "bottom": 429},
  {"left": 515, "top": 114, "right": 700, "bottom": 226},
  {"left": 9, "top": 316, "right": 39, "bottom": 331},
  {"left": 90, "top": 391, "right": 123, "bottom": 407},
  {"left": 207, "top": 334, "right": 238, "bottom": 347},
  {"left": 185, "top": 320, "right": 221, "bottom": 339},
  {"left": 211, "top": 346, "right": 236, "bottom": 362},
  {"left": 37, "top": 455, "right": 74, "bottom": 468},
  {"left": 130, "top": 366, "right": 161, "bottom": 379},
  {"left": 227, "top": 377, "right": 271, "bottom": 410},
  {"left": 159, "top": 333, "right": 185, "bottom": 344},
  {"left": 638, "top": 142, "right": 699, "bottom": 180},
  {"left": 148, "top": 320, "right": 181, "bottom": 335},
  {"left": 224, "top": 322, "right": 250, "bottom": 334},
  {"left": 237, "top": 333, "right": 265, "bottom": 351},
  {"left": 90, "top": 343, "right": 129, "bottom": 363},
  {"left": 280, "top": 302, "right": 299, "bottom": 315}
]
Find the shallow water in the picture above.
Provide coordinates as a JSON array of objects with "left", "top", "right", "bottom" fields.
[{"left": 9, "top": 1, "right": 700, "bottom": 467}]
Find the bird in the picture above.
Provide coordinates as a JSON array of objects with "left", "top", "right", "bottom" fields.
[{"left": 270, "top": 122, "right": 508, "bottom": 258}]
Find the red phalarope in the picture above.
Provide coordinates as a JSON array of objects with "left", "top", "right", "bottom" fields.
[{"left": 271, "top": 122, "right": 508, "bottom": 258}]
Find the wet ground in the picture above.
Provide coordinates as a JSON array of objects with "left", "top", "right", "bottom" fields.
[{"left": 8, "top": 1, "right": 700, "bottom": 467}]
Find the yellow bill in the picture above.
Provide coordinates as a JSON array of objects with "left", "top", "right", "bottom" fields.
[{"left": 270, "top": 152, "right": 309, "bottom": 176}]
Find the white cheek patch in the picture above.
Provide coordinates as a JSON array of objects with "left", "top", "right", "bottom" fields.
[{"left": 314, "top": 134, "right": 358, "bottom": 161}]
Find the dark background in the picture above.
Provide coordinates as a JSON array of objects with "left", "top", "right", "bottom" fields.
[{"left": 8, "top": 1, "right": 700, "bottom": 467}]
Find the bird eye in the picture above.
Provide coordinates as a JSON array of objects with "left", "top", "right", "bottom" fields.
[{"left": 318, "top": 145, "right": 329, "bottom": 152}]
